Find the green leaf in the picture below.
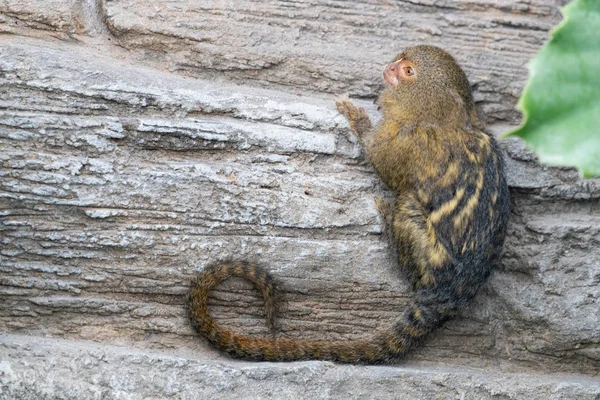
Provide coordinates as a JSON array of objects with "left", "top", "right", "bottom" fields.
[{"left": 505, "top": 0, "right": 600, "bottom": 178}]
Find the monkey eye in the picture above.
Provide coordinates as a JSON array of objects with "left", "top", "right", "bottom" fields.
[{"left": 403, "top": 66, "right": 415, "bottom": 77}]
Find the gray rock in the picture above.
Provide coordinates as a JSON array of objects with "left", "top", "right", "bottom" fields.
[
  {"left": 2, "top": 334, "right": 600, "bottom": 400},
  {"left": 0, "top": 0, "right": 599, "bottom": 398}
]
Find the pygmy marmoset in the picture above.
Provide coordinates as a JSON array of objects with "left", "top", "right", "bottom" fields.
[{"left": 187, "top": 45, "right": 510, "bottom": 363}]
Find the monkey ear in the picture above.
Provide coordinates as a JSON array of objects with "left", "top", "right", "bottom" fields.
[
  {"left": 449, "top": 91, "right": 469, "bottom": 120},
  {"left": 450, "top": 90, "right": 465, "bottom": 106}
]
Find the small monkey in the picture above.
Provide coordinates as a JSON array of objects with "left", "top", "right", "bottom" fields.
[{"left": 188, "top": 45, "right": 510, "bottom": 363}]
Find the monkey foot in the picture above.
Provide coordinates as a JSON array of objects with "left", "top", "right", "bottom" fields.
[{"left": 374, "top": 196, "right": 393, "bottom": 237}]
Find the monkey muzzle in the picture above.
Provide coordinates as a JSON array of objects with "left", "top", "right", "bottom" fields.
[{"left": 383, "top": 60, "right": 401, "bottom": 87}]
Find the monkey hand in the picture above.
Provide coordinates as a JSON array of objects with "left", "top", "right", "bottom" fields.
[{"left": 336, "top": 100, "right": 373, "bottom": 139}]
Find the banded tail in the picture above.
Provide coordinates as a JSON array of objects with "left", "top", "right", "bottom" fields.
[{"left": 187, "top": 262, "right": 453, "bottom": 363}]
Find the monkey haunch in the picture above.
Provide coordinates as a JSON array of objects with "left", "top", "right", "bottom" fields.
[{"left": 188, "top": 45, "right": 510, "bottom": 363}]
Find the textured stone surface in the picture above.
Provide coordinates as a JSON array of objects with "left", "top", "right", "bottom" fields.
[
  {"left": 1, "top": 0, "right": 599, "bottom": 398},
  {"left": 101, "top": 0, "right": 570, "bottom": 124},
  {"left": 0, "top": 0, "right": 85, "bottom": 35},
  {"left": 2, "top": 334, "right": 600, "bottom": 400}
]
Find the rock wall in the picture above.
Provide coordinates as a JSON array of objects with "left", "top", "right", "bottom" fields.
[{"left": 1, "top": 0, "right": 599, "bottom": 398}]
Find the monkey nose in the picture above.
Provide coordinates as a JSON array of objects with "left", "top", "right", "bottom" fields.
[
  {"left": 384, "top": 60, "right": 401, "bottom": 74},
  {"left": 383, "top": 61, "right": 401, "bottom": 87}
]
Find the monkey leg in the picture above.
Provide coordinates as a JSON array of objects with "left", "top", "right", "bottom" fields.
[
  {"left": 335, "top": 100, "right": 373, "bottom": 139},
  {"left": 392, "top": 193, "right": 440, "bottom": 290}
]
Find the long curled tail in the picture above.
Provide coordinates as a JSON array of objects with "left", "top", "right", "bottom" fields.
[{"left": 188, "top": 262, "right": 450, "bottom": 363}]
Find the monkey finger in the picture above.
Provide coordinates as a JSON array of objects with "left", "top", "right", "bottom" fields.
[
  {"left": 336, "top": 101, "right": 360, "bottom": 120},
  {"left": 336, "top": 99, "right": 357, "bottom": 112},
  {"left": 335, "top": 101, "right": 352, "bottom": 116}
]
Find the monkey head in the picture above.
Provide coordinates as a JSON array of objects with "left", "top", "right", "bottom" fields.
[{"left": 379, "top": 45, "right": 480, "bottom": 129}]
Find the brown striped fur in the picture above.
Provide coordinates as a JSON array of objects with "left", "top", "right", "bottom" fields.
[{"left": 188, "top": 45, "right": 510, "bottom": 363}]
